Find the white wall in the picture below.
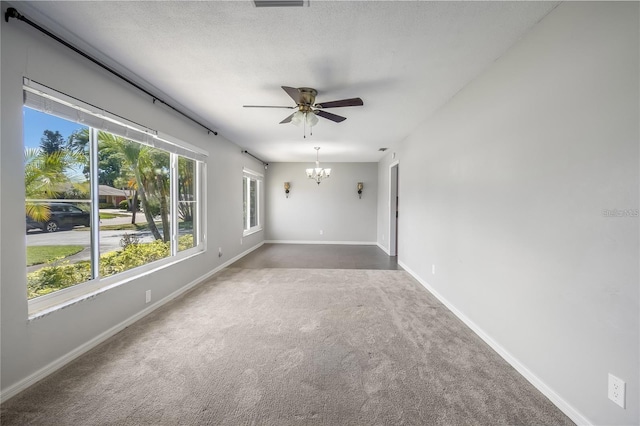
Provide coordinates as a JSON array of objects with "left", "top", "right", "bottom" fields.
[
  {"left": 265, "top": 162, "right": 377, "bottom": 243},
  {"left": 1, "top": 12, "right": 264, "bottom": 397},
  {"left": 379, "top": 3, "right": 638, "bottom": 425}
]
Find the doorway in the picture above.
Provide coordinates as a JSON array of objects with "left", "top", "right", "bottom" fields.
[{"left": 389, "top": 162, "right": 399, "bottom": 256}]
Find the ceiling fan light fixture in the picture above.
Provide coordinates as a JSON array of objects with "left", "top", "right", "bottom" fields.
[
  {"left": 306, "top": 111, "right": 319, "bottom": 127},
  {"left": 291, "top": 110, "right": 304, "bottom": 126}
]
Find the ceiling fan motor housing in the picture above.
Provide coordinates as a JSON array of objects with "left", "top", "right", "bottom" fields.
[{"left": 298, "top": 87, "right": 317, "bottom": 110}]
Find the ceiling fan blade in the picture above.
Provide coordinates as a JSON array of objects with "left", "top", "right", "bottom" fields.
[
  {"left": 316, "top": 110, "right": 347, "bottom": 123},
  {"left": 281, "top": 86, "right": 301, "bottom": 104},
  {"left": 243, "top": 105, "right": 295, "bottom": 109},
  {"left": 315, "top": 97, "right": 363, "bottom": 108},
  {"left": 279, "top": 113, "right": 296, "bottom": 124}
]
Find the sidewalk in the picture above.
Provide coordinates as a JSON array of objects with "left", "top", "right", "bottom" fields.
[{"left": 100, "top": 209, "right": 149, "bottom": 226}]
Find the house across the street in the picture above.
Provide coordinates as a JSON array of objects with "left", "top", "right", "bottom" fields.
[{"left": 98, "top": 185, "right": 132, "bottom": 207}]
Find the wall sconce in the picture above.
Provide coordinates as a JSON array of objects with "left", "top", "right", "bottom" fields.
[
  {"left": 284, "top": 182, "right": 290, "bottom": 198},
  {"left": 357, "top": 182, "right": 364, "bottom": 199}
]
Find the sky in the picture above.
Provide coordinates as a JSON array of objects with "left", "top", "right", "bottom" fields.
[{"left": 23, "top": 107, "right": 87, "bottom": 149}]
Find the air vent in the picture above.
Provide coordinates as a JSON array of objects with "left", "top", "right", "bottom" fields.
[{"left": 254, "top": 0, "right": 305, "bottom": 7}]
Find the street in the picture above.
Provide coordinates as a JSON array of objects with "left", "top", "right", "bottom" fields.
[{"left": 26, "top": 228, "right": 155, "bottom": 251}]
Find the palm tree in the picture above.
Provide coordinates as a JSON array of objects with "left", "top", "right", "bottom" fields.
[
  {"left": 178, "top": 157, "right": 194, "bottom": 223},
  {"left": 99, "top": 133, "right": 166, "bottom": 241},
  {"left": 24, "top": 147, "right": 79, "bottom": 221},
  {"left": 138, "top": 149, "right": 170, "bottom": 242}
]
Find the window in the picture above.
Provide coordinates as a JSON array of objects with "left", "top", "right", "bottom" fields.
[
  {"left": 23, "top": 80, "right": 207, "bottom": 314},
  {"left": 243, "top": 168, "right": 262, "bottom": 236}
]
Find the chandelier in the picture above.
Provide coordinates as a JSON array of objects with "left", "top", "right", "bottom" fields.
[{"left": 306, "top": 147, "right": 331, "bottom": 185}]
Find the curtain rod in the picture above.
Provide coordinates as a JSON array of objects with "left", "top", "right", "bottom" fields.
[
  {"left": 4, "top": 7, "right": 218, "bottom": 136},
  {"left": 243, "top": 150, "right": 268, "bottom": 167}
]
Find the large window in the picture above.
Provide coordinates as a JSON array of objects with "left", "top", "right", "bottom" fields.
[
  {"left": 23, "top": 80, "right": 206, "bottom": 313},
  {"left": 243, "top": 168, "right": 262, "bottom": 236}
]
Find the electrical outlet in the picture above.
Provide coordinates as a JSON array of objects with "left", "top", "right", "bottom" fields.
[
  {"left": 218, "top": 247, "right": 223, "bottom": 258},
  {"left": 608, "top": 373, "right": 626, "bottom": 408},
  {"left": 145, "top": 290, "right": 151, "bottom": 304},
  {"left": 319, "top": 230, "right": 323, "bottom": 235},
  {"left": 432, "top": 264, "right": 436, "bottom": 275},
  {"left": 240, "top": 238, "right": 243, "bottom": 245}
]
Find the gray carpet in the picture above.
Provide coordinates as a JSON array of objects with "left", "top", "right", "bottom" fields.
[{"left": 1, "top": 268, "right": 574, "bottom": 425}]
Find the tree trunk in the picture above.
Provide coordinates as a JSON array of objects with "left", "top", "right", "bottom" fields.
[
  {"left": 157, "top": 175, "right": 170, "bottom": 242},
  {"left": 135, "top": 169, "right": 162, "bottom": 240},
  {"left": 130, "top": 190, "right": 138, "bottom": 224}
]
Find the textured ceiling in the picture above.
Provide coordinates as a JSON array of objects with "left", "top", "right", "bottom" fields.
[{"left": 14, "top": 1, "right": 558, "bottom": 162}]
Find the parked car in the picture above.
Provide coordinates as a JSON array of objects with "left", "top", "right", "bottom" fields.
[{"left": 26, "top": 203, "right": 90, "bottom": 233}]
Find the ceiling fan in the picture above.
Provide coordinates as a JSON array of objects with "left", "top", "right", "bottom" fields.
[{"left": 243, "top": 86, "right": 364, "bottom": 126}]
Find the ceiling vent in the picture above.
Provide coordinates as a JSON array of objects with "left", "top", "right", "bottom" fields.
[{"left": 254, "top": 0, "right": 305, "bottom": 7}]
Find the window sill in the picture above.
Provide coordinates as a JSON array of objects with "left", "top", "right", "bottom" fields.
[{"left": 243, "top": 227, "right": 263, "bottom": 237}]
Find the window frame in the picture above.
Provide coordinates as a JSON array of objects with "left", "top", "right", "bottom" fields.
[
  {"left": 242, "top": 168, "right": 263, "bottom": 237},
  {"left": 24, "top": 80, "right": 208, "bottom": 317}
]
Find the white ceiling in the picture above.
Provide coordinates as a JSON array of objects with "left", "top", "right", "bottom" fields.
[{"left": 16, "top": 1, "right": 558, "bottom": 163}]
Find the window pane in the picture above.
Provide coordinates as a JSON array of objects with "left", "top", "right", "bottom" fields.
[
  {"left": 249, "top": 178, "right": 258, "bottom": 228},
  {"left": 178, "top": 157, "right": 197, "bottom": 251},
  {"left": 24, "top": 108, "right": 92, "bottom": 299},
  {"left": 97, "top": 135, "right": 171, "bottom": 278}
]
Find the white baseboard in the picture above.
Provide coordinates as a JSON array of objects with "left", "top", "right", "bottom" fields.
[
  {"left": 0, "top": 241, "right": 265, "bottom": 403},
  {"left": 264, "top": 240, "right": 377, "bottom": 245},
  {"left": 377, "top": 242, "right": 390, "bottom": 255},
  {"left": 397, "top": 260, "right": 593, "bottom": 426}
]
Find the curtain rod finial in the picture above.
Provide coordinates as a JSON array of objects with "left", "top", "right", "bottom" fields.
[{"left": 5, "top": 7, "right": 21, "bottom": 23}]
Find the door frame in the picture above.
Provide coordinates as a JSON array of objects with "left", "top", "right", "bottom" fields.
[{"left": 389, "top": 161, "right": 399, "bottom": 256}]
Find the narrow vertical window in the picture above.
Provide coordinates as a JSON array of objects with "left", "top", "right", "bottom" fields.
[
  {"left": 178, "top": 157, "right": 197, "bottom": 251},
  {"left": 243, "top": 168, "right": 263, "bottom": 236}
]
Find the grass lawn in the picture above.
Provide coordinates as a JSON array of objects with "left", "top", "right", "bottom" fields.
[
  {"left": 27, "top": 245, "right": 84, "bottom": 266},
  {"left": 99, "top": 212, "right": 130, "bottom": 220}
]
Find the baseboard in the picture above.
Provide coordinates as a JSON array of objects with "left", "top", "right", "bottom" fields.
[
  {"left": 264, "top": 240, "right": 377, "bottom": 245},
  {"left": 398, "top": 260, "right": 593, "bottom": 426},
  {"left": 0, "top": 241, "right": 265, "bottom": 404},
  {"left": 377, "top": 242, "right": 390, "bottom": 255}
]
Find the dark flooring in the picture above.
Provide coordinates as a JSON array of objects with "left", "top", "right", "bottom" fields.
[{"left": 231, "top": 243, "right": 399, "bottom": 270}]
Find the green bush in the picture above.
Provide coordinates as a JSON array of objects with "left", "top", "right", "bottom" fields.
[
  {"left": 27, "top": 235, "right": 196, "bottom": 299},
  {"left": 179, "top": 234, "right": 194, "bottom": 251},
  {"left": 99, "top": 203, "right": 114, "bottom": 209},
  {"left": 119, "top": 199, "right": 129, "bottom": 210},
  {"left": 27, "top": 261, "right": 91, "bottom": 299}
]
